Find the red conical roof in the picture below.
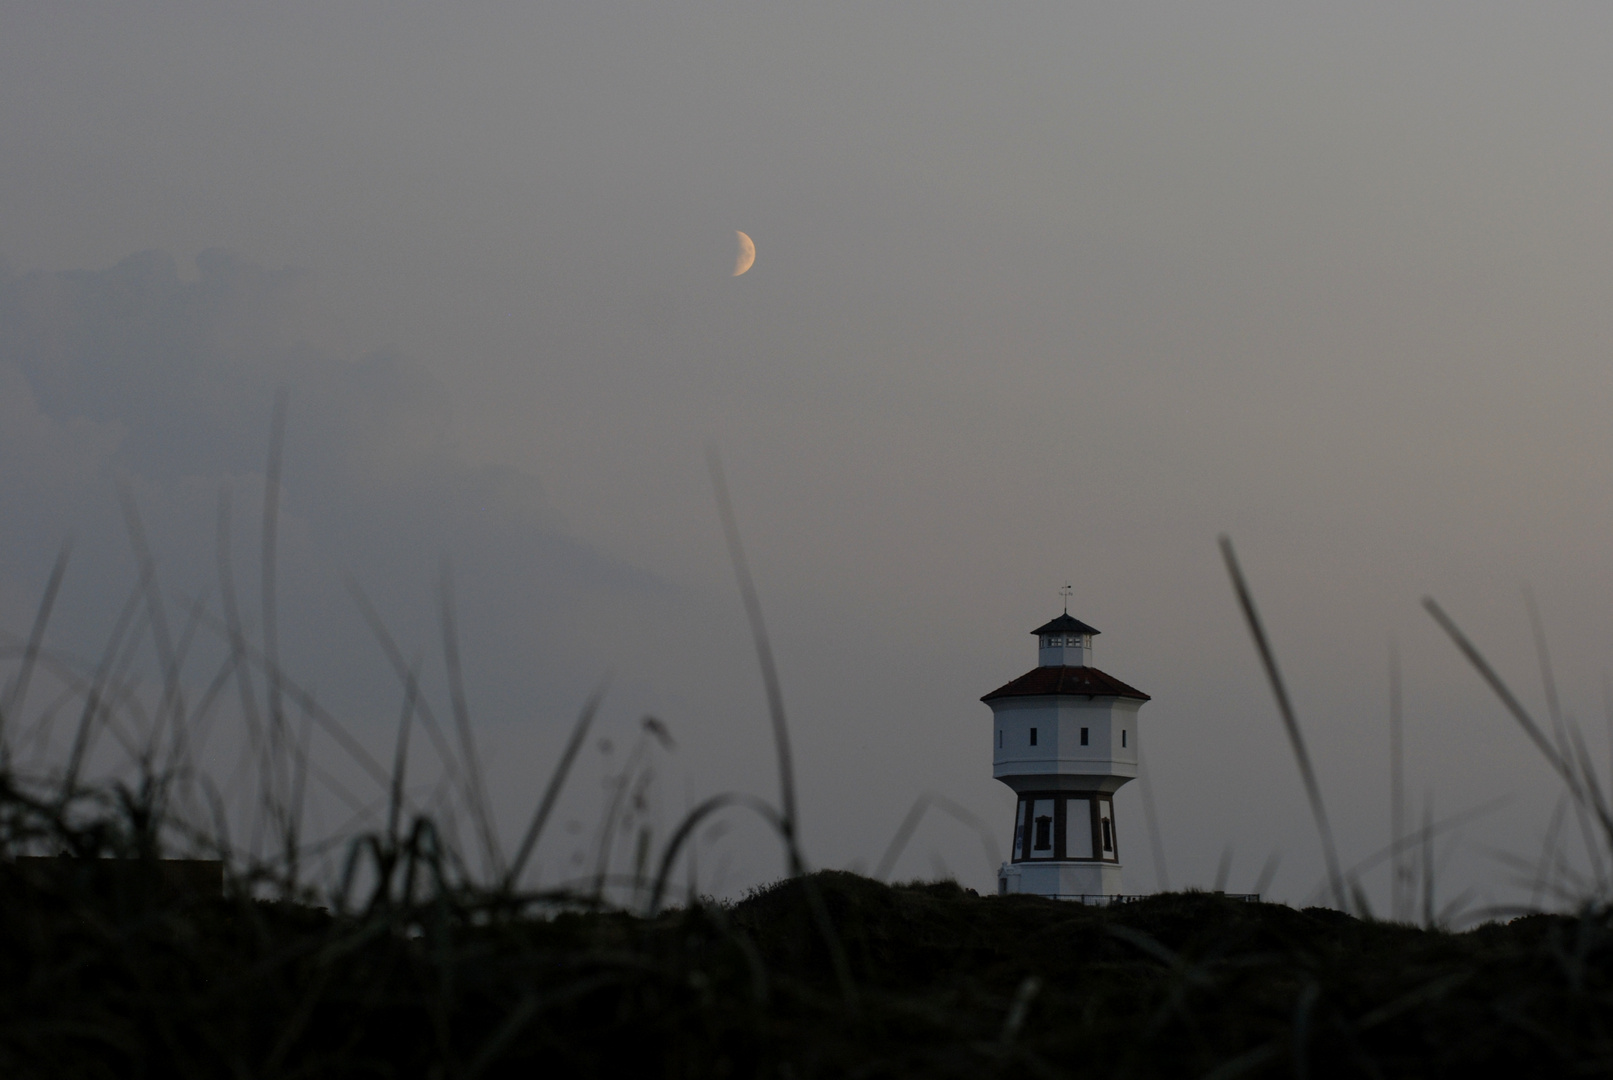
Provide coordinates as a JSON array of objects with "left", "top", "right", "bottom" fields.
[{"left": 981, "top": 665, "right": 1150, "bottom": 703}]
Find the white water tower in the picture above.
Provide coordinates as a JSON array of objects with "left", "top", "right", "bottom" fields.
[{"left": 985, "top": 611, "right": 1149, "bottom": 899}]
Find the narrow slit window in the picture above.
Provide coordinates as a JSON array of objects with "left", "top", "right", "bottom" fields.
[
  {"left": 1101, "top": 818, "right": 1113, "bottom": 852},
  {"left": 1080, "top": 727, "right": 1089, "bottom": 746},
  {"left": 1122, "top": 730, "right": 1127, "bottom": 747},
  {"left": 1029, "top": 727, "right": 1038, "bottom": 746},
  {"left": 1033, "top": 815, "right": 1053, "bottom": 851}
]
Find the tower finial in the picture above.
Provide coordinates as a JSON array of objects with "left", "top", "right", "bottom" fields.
[{"left": 1059, "top": 583, "right": 1073, "bottom": 614}]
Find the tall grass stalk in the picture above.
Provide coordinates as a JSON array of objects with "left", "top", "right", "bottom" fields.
[
  {"left": 260, "top": 389, "right": 289, "bottom": 868},
  {"left": 1424, "top": 597, "right": 1613, "bottom": 881},
  {"left": 1389, "top": 642, "right": 1407, "bottom": 921},
  {"left": 0, "top": 540, "right": 70, "bottom": 764},
  {"left": 1137, "top": 746, "right": 1172, "bottom": 892},
  {"left": 873, "top": 790, "right": 1001, "bottom": 882},
  {"left": 708, "top": 449, "right": 800, "bottom": 870},
  {"left": 1219, "top": 535, "right": 1347, "bottom": 910}
]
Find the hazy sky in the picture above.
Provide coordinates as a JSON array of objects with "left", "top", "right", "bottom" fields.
[{"left": 5, "top": 2, "right": 1613, "bottom": 913}]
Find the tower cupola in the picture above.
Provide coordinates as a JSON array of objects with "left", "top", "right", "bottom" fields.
[{"left": 1032, "top": 613, "right": 1098, "bottom": 668}]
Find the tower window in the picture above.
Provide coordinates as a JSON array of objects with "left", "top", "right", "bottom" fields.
[
  {"left": 1080, "top": 727, "right": 1089, "bottom": 746},
  {"left": 1101, "top": 818, "right": 1113, "bottom": 852},
  {"left": 1029, "top": 727, "right": 1038, "bottom": 746},
  {"left": 1033, "top": 815, "right": 1053, "bottom": 851},
  {"left": 1122, "top": 730, "right": 1127, "bottom": 747}
]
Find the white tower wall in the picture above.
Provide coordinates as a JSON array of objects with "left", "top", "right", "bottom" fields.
[{"left": 991, "top": 696, "right": 1140, "bottom": 792}]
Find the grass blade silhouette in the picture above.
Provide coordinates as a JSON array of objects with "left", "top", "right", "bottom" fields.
[
  {"left": 262, "top": 389, "right": 289, "bottom": 822},
  {"left": 1213, "top": 844, "right": 1234, "bottom": 892},
  {"left": 1, "top": 540, "right": 72, "bottom": 758},
  {"left": 1253, "top": 849, "right": 1282, "bottom": 897},
  {"left": 1312, "top": 794, "right": 1509, "bottom": 906},
  {"left": 285, "top": 703, "right": 315, "bottom": 885},
  {"left": 389, "top": 662, "right": 421, "bottom": 846},
  {"left": 439, "top": 558, "right": 503, "bottom": 877},
  {"left": 1423, "top": 597, "right": 1613, "bottom": 843},
  {"left": 647, "top": 796, "right": 790, "bottom": 912},
  {"left": 64, "top": 579, "right": 145, "bottom": 799},
  {"left": 1138, "top": 746, "right": 1172, "bottom": 892},
  {"left": 344, "top": 578, "right": 467, "bottom": 794},
  {"left": 874, "top": 791, "right": 1001, "bottom": 881},
  {"left": 1520, "top": 590, "right": 1607, "bottom": 882},
  {"left": 1389, "top": 642, "right": 1405, "bottom": 921},
  {"left": 1219, "top": 535, "right": 1345, "bottom": 909},
  {"left": 184, "top": 599, "right": 393, "bottom": 793},
  {"left": 216, "top": 491, "right": 268, "bottom": 762},
  {"left": 506, "top": 683, "right": 604, "bottom": 890},
  {"left": 1530, "top": 794, "right": 1569, "bottom": 911},
  {"left": 118, "top": 482, "right": 184, "bottom": 769},
  {"left": 708, "top": 449, "right": 800, "bottom": 873},
  {"left": 1424, "top": 597, "right": 1568, "bottom": 777}
]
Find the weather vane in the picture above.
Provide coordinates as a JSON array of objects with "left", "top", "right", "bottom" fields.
[{"left": 1059, "top": 583, "right": 1073, "bottom": 614}]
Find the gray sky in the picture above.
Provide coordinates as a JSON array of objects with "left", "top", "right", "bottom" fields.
[{"left": 5, "top": 1, "right": 1613, "bottom": 912}]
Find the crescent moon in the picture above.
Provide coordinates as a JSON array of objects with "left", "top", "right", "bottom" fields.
[{"left": 734, "top": 231, "right": 756, "bottom": 276}]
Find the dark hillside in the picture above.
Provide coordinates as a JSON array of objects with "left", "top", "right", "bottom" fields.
[
  {"left": 4, "top": 864, "right": 1611, "bottom": 1077},
  {"left": 730, "top": 872, "right": 1610, "bottom": 1077}
]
